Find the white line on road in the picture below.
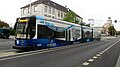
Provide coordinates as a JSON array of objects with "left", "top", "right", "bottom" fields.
[
  {"left": 81, "top": 39, "right": 120, "bottom": 67},
  {"left": 82, "top": 62, "right": 89, "bottom": 66},
  {"left": 88, "top": 59, "right": 94, "bottom": 62},
  {"left": 93, "top": 56, "right": 98, "bottom": 59},
  {"left": 116, "top": 54, "right": 120, "bottom": 67},
  {"left": 99, "top": 52, "right": 103, "bottom": 55},
  {"left": 102, "top": 39, "right": 119, "bottom": 53},
  {"left": 96, "top": 54, "right": 101, "bottom": 57}
]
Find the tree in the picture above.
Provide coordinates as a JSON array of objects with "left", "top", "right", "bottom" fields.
[
  {"left": 63, "top": 11, "right": 79, "bottom": 24},
  {"left": 0, "top": 20, "right": 9, "bottom": 28},
  {"left": 108, "top": 26, "right": 116, "bottom": 36}
]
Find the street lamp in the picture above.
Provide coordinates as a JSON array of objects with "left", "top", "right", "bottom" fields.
[{"left": 88, "top": 19, "right": 94, "bottom": 27}]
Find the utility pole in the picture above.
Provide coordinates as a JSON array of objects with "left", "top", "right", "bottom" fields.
[
  {"left": 88, "top": 19, "right": 94, "bottom": 41},
  {"left": 30, "top": 0, "right": 32, "bottom": 15}
]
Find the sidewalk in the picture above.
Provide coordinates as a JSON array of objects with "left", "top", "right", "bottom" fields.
[
  {"left": 101, "top": 36, "right": 117, "bottom": 40},
  {"left": 116, "top": 55, "right": 120, "bottom": 67},
  {"left": 9, "top": 35, "right": 15, "bottom": 39}
]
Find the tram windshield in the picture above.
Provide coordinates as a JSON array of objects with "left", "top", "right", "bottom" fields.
[{"left": 16, "top": 19, "right": 28, "bottom": 39}]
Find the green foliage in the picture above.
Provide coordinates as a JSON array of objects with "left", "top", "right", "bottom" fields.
[
  {"left": 10, "top": 29, "right": 15, "bottom": 35},
  {"left": 63, "top": 11, "right": 79, "bottom": 24},
  {"left": 108, "top": 26, "right": 116, "bottom": 36},
  {"left": 116, "top": 31, "right": 120, "bottom": 35},
  {"left": 0, "top": 20, "right": 9, "bottom": 28}
]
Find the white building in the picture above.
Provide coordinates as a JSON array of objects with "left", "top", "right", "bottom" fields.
[{"left": 20, "top": 0, "right": 83, "bottom": 23}]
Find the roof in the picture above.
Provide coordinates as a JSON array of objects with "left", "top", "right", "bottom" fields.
[
  {"left": 21, "top": 0, "right": 68, "bottom": 12},
  {"left": 20, "top": 0, "right": 83, "bottom": 19}
]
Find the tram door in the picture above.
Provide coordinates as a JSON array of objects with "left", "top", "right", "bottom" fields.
[{"left": 65, "top": 29, "right": 71, "bottom": 41}]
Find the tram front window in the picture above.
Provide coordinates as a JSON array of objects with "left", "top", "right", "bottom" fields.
[{"left": 16, "top": 22, "right": 28, "bottom": 39}]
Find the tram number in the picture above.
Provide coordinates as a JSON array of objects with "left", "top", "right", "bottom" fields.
[
  {"left": 37, "top": 44, "right": 42, "bottom": 46},
  {"left": 47, "top": 43, "right": 56, "bottom": 47}
]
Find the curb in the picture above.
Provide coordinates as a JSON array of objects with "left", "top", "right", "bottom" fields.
[
  {"left": 116, "top": 55, "right": 120, "bottom": 67},
  {"left": 9, "top": 36, "right": 15, "bottom": 39}
]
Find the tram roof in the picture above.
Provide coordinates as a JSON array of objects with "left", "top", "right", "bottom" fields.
[{"left": 36, "top": 16, "right": 81, "bottom": 27}]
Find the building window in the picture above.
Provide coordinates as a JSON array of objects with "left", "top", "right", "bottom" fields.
[
  {"left": 23, "top": 9, "right": 26, "bottom": 14},
  {"left": 44, "top": 14, "right": 47, "bottom": 17},
  {"left": 34, "top": 5, "right": 37, "bottom": 12},
  {"left": 48, "top": 15, "right": 51, "bottom": 18},
  {"left": 61, "top": 13, "right": 63, "bottom": 18},
  {"left": 52, "top": 16, "right": 55, "bottom": 18},
  {"left": 49, "top": 6, "right": 51, "bottom": 14},
  {"left": 52, "top": 8, "right": 55, "bottom": 15},
  {"left": 28, "top": 8, "right": 30, "bottom": 13},
  {"left": 58, "top": 11, "right": 60, "bottom": 17},
  {"left": 44, "top": 6, "right": 47, "bottom": 13}
]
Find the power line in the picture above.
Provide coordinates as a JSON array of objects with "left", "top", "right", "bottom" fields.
[{"left": 63, "top": 0, "right": 95, "bottom": 19}]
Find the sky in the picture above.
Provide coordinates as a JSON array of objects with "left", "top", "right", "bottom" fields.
[{"left": 0, "top": 0, "right": 120, "bottom": 31}]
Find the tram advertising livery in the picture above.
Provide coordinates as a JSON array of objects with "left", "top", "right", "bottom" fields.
[{"left": 13, "top": 15, "right": 101, "bottom": 50}]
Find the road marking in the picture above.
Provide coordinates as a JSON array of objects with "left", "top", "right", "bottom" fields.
[
  {"left": 93, "top": 56, "right": 98, "bottom": 59},
  {"left": 99, "top": 52, "right": 103, "bottom": 55},
  {"left": 82, "top": 62, "right": 89, "bottom": 66},
  {"left": 80, "top": 39, "right": 120, "bottom": 67},
  {"left": 101, "top": 51, "right": 105, "bottom": 53},
  {"left": 96, "top": 54, "right": 100, "bottom": 57},
  {"left": 88, "top": 59, "right": 94, "bottom": 62},
  {"left": 116, "top": 54, "right": 120, "bottom": 67},
  {"left": 102, "top": 39, "right": 119, "bottom": 53}
]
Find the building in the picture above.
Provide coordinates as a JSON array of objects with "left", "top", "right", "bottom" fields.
[{"left": 20, "top": 0, "right": 83, "bottom": 23}]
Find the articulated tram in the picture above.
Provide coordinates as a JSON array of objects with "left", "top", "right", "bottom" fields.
[{"left": 13, "top": 15, "right": 101, "bottom": 50}]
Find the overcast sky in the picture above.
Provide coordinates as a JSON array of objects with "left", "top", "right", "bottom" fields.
[{"left": 0, "top": 0, "right": 120, "bottom": 31}]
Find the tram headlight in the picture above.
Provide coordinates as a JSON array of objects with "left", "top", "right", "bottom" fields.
[{"left": 16, "top": 40, "right": 19, "bottom": 44}]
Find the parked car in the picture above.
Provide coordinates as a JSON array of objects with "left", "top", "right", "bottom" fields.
[{"left": 0, "top": 28, "right": 10, "bottom": 39}]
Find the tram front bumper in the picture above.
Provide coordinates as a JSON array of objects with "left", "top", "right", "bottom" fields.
[{"left": 13, "top": 45, "right": 32, "bottom": 50}]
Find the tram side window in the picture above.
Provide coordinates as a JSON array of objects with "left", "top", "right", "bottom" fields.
[
  {"left": 54, "top": 31, "right": 65, "bottom": 38},
  {"left": 72, "top": 29, "right": 80, "bottom": 40},
  {"left": 84, "top": 30, "right": 92, "bottom": 38},
  {"left": 37, "top": 25, "right": 54, "bottom": 38}
]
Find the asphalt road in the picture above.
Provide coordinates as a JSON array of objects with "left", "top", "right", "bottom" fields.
[
  {"left": 87, "top": 39, "right": 120, "bottom": 67},
  {"left": 0, "top": 37, "right": 119, "bottom": 67},
  {"left": 0, "top": 38, "right": 14, "bottom": 51}
]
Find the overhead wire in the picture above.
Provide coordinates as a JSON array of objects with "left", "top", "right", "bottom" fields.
[{"left": 63, "top": 0, "right": 95, "bottom": 19}]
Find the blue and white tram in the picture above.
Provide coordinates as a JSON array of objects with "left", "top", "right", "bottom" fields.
[
  {"left": 13, "top": 15, "right": 99, "bottom": 50},
  {"left": 81, "top": 26, "right": 93, "bottom": 42}
]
